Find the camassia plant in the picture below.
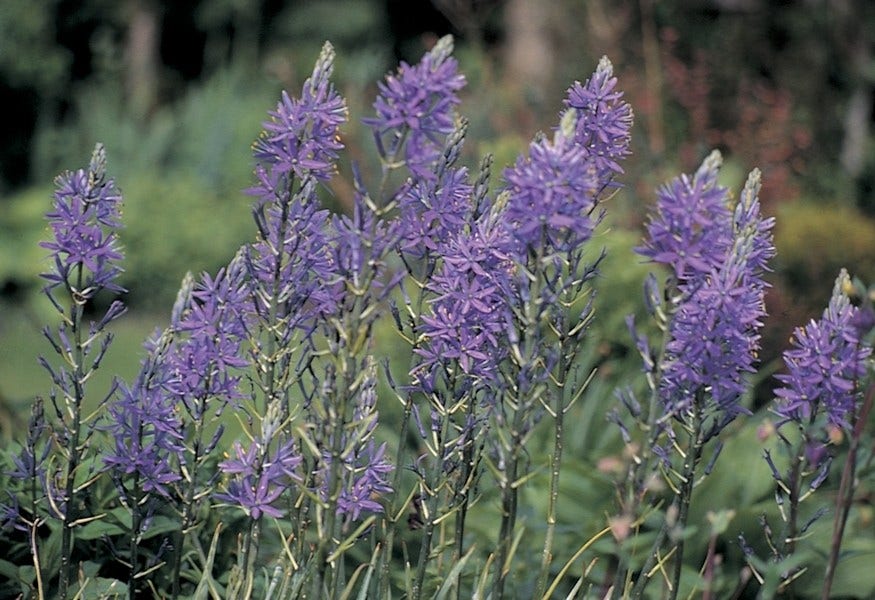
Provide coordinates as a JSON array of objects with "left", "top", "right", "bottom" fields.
[{"left": 1, "top": 37, "right": 873, "bottom": 599}]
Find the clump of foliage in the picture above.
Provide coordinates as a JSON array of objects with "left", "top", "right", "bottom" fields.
[{"left": 1, "top": 37, "right": 874, "bottom": 600}]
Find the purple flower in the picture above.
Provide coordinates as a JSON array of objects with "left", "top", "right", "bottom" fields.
[
  {"left": 651, "top": 165, "right": 775, "bottom": 427},
  {"left": 0, "top": 493, "right": 23, "bottom": 532},
  {"left": 164, "top": 263, "right": 249, "bottom": 418},
  {"left": 311, "top": 359, "right": 394, "bottom": 522},
  {"left": 850, "top": 305, "right": 875, "bottom": 339},
  {"left": 103, "top": 379, "right": 182, "bottom": 499},
  {"left": 245, "top": 46, "right": 346, "bottom": 336},
  {"left": 329, "top": 179, "right": 401, "bottom": 305},
  {"left": 397, "top": 165, "right": 473, "bottom": 258},
  {"left": 246, "top": 178, "right": 340, "bottom": 334},
  {"left": 40, "top": 143, "right": 124, "bottom": 298},
  {"left": 363, "top": 35, "right": 466, "bottom": 179},
  {"left": 565, "top": 56, "right": 634, "bottom": 181},
  {"left": 414, "top": 211, "right": 512, "bottom": 388},
  {"left": 774, "top": 269, "right": 871, "bottom": 429},
  {"left": 637, "top": 151, "right": 732, "bottom": 283},
  {"left": 320, "top": 441, "right": 393, "bottom": 522},
  {"left": 251, "top": 42, "right": 347, "bottom": 184},
  {"left": 502, "top": 111, "right": 601, "bottom": 254},
  {"left": 216, "top": 439, "right": 303, "bottom": 520},
  {"left": 660, "top": 259, "right": 766, "bottom": 422},
  {"left": 500, "top": 57, "right": 632, "bottom": 257},
  {"left": 6, "top": 399, "right": 50, "bottom": 486}
]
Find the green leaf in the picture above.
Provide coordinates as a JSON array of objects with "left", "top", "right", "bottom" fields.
[
  {"left": 16, "top": 564, "right": 35, "bottom": 585},
  {"left": 433, "top": 546, "right": 475, "bottom": 600},
  {"left": 76, "top": 517, "right": 126, "bottom": 540},
  {"left": 0, "top": 559, "right": 21, "bottom": 581},
  {"left": 804, "top": 537, "right": 875, "bottom": 598},
  {"left": 105, "top": 506, "right": 134, "bottom": 531},
  {"left": 139, "top": 515, "right": 180, "bottom": 540},
  {"left": 71, "top": 577, "right": 128, "bottom": 598}
]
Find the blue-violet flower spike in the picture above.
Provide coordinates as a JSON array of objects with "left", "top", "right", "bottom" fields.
[
  {"left": 774, "top": 269, "right": 871, "bottom": 429},
  {"left": 40, "top": 143, "right": 125, "bottom": 298}
]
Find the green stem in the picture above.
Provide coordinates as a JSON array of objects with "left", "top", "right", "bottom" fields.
[
  {"left": 59, "top": 267, "right": 86, "bottom": 599},
  {"left": 628, "top": 517, "right": 672, "bottom": 600},
  {"left": 493, "top": 241, "right": 548, "bottom": 600},
  {"left": 612, "top": 313, "right": 672, "bottom": 600},
  {"left": 629, "top": 394, "right": 704, "bottom": 600},
  {"left": 667, "top": 399, "right": 705, "bottom": 600},
  {"left": 308, "top": 364, "right": 351, "bottom": 599},
  {"left": 129, "top": 473, "right": 142, "bottom": 599},
  {"left": 822, "top": 382, "right": 874, "bottom": 599},
  {"left": 492, "top": 406, "right": 524, "bottom": 600},
  {"left": 378, "top": 252, "right": 432, "bottom": 597},
  {"left": 784, "top": 451, "right": 803, "bottom": 556},
  {"left": 239, "top": 518, "right": 261, "bottom": 595},
  {"left": 171, "top": 394, "right": 209, "bottom": 600},
  {"left": 452, "top": 397, "right": 479, "bottom": 600},
  {"left": 536, "top": 347, "right": 568, "bottom": 597},
  {"left": 412, "top": 389, "right": 455, "bottom": 600},
  {"left": 241, "top": 178, "right": 295, "bottom": 590}
]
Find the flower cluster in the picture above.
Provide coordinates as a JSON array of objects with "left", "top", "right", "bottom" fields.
[
  {"left": 224, "top": 44, "right": 395, "bottom": 530},
  {"left": 103, "top": 362, "right": 182, "bottom": 500},
  {"left": 13, "top": 33, "right": 875, "bottom": 600},
  {"left": 329, "top": 180, "right": 401, "bottom": 312},
  {"left": 163, "top": 262, "right": 249, "bottom": 419},
  {"left": 364, "top": 34, "right": 465, "bottom": 179},
  {"left": 2, "top": 399, "right": 50, "bottom": 532},
  {"left": 311, "top": 359, "right": 394, "bottom": 522},
  {"left": 397, "top": 163, "right": 473, "bottom": 258},
  {"left": 638, "top": 155, "right": 774, "bottom": 427},
  {"left": 251, "top": 42, "right": 347, "bottom": 184},
  {"left": 774, "top": 269, "right": 871, "bottom": 428},
  {"left": 215, "top": 438, "right": 303, "bottom": 519},
  {"left": 502, "top": 114, "right": 600, "bottom": 254},
  {"left": 320, "top": 440, "right": 393, "bottom": 522},
  {"left": 661, "top": 161, "right": 774, "bottom": 430},
  {"left": 414, "top": 211, "right": 511, "bottom": 388},
  {"left": 246, "top": 181, "right": 339, "bottom": 331},
  {"left": 502, "top": 57, "right": 632, "bottom": 257},
  {"left": 40, "top": 143, "right": 124, "bottom": 298},
  {"left": 637, "top": 152, "right": 732, "bottom": 282},
  {"left": 565, "top": 55, "right": 634, "bottom": 182},
  {"left": 243, "top": 45, "right": 349, "bottom": 346}
]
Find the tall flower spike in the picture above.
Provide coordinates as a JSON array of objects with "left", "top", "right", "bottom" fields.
[
  {"left": 163, "top": 261, "right": 249, "bottom": 419},
  {"left": 414, "top": 211, "right": 512, "bottom": 388},
  {"left": 565, "top": 56, "right": 634, "bottom": 181},
  {"left": 41, "top": 143, "right": 125, "bottom": 297},
  {"left": 364, "top": 34, "right": 466, "bottom": 179},
  {"left": 656, "top": 163, "right": 774, "bottom": 428},
  {"left": 102, "top": 310, "right": 184, "bottom": 502},
  {"left": 774, "top": 269, "right": 871, "bottom": 429},
  {"left": 251, "top": 41, "right": 347, "bottom": 185},
  {"left": 502, "top": 110, "right": 601, "bottom": 255},
  {"left": 637, "top": 150, "right": 732, "bottom": 283}
]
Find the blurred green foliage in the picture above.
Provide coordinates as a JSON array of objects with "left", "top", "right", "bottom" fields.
[
  {"left": 3, "top": 66, "right": 279, "bottom": 309},
  {"left": 119, "top": 173, "right": 251, "bottom": 309},
  {"left": 774, "top": 201, "right": 875, "bottom": 312},
  {"left": 0, "top": 0, "right": 70, "bottom": 92},
  {"left": 32, "top": 65, "right": 274, "bottom": 195},
  {"left": 2, "top": 3, "right": 875, "bottom": 596}
]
